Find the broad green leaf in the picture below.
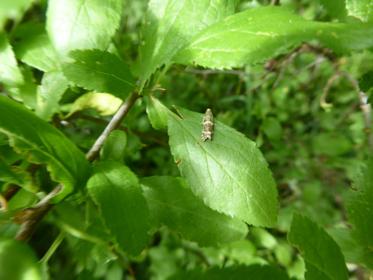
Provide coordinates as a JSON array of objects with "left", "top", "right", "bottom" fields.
[
  {"left": 14, "top": 23, "right": 60, "bottom": 72},
  {"left": 137, "top": 0, "right": 237, "bottom": 81},
  {"left": 87, "top": 161, "right": 150, "bottom": 255},
  {"left": 141, "top": 176, "right": 247, "bottom": 246},
  {"left": 100, "top": 130, "right": 127, "bottom": 162},
  {"left": 47, "top": 0, "right": 122, "bottom": 58},
  {"left": 0, "top": 0, "right": 34, "bottom": 30},
  {"left": 318, "top": 0, "right": 347, "bottom": 21},
  {"left": 346, "top": 0, "right": 373, "bottom": 22},
  {"left": 145, "top": 95, "right": 169, "bottom": 130},
  {"left": 36, "top": 71, "right": 69, "bottom": 121},
  {"left": 169, "top": 264, "right": 289, "bottom": 280},
  {"left": 312, "top": 133, "right": 352, "bottom": 156},
  {"left": 62, "top": 50, "right": 135, "bottom": 99},
  {"left": 66, "top": 92, "right": 122, "bottom": 117},
  {"left": 174, "top": 7, "right": 373, "bottom": 69},
  {"left": 346, "top": 157, "right": 373, "bottom": 267},
  {"left": 0, "top": 238, "right": 42, "bottom": 280},
  {"left": 168, "top": 108, "right": 278, "bottom": 226},
  {"left": 0, "top": 33, "right": 23, "bottom": 86},
  {"left": 0, "top": 96, "right": 90, "bottom": 201},
  {"left": 288, "top": 214, "right": 348, "bottom": 280}
]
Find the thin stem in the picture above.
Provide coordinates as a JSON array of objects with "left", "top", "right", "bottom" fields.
[
  {"left": 15, "top": 91, "right": 141, "bottom": 242},
  {"left": 86, "top": 91, "right": 140, "bottom": 161},
  {"left": 40, "top": 232, "right": 65, "bottom": 264}
]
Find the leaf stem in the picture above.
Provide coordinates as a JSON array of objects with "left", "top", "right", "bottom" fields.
[{"left": 40, "top": 232, "right": 65, "bottom": 264}]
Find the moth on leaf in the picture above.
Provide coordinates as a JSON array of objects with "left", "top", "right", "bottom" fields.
[{"left": 201, "top": 108, "right": 214, "bottom": 141}]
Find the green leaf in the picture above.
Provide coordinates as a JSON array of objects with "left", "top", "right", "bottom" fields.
[
  {"left": 0, "top": 96, "right": 90, "bottom": 201},
  {"left": 87, "top": 161, "right": 150, "bottom": 255},
  {"left": 312, "top": 133, "right": 352, "bottom": 156},
  {"left": 36, "top": 71, "right": 69, "bottom": 121},
  {"left": 66, "top": 92, "right": 122, "bottom": 117},
  {"left": 168, "top": 108, "right": 278, "bottom": 226},
  {"left": 288, "top": 214, "right": 348, "bottom": 280},
  {"left": 0, "top": 0, "right": 34, "bottom": 30},
  {"left": 100, "top": 130, "right": 127, "bottom": 162},
  {"left": 62, "top": 50, "right": 135, "bottom": 99},
  {"left": 141, "top": 176, "right": 247, "bottom": 246},
  {"left": 145, "top": 95, "right": 170, "bottom": 130},
  {"left": 47, "top": 0, "right": 122, "bottom": 58},
  {"left": 346, "top": 157, "right": 373, "bottom": 266},
  {"left": 14, "top": 23, "right": 60, "bottom": 72},
  {"left": 0, "top": 33, "right": 23, "bottom": 86},
  {"left": 174, "top": 7, "right": 373, "bottom": 69},
  {"left": 169, "top": 265, "right": 289, "bottom": 280},
  {"left": 0, "top": 238, "right": 42, "bottom": 280},
  {"left": 137, "top": 0, "right": 237, "bottom": 81},
  {"left": 0, "top": 158, "right": 37, "bottom": 192},
  {"left": 346, "top": 0, "right": 373, "bottom": 22}
]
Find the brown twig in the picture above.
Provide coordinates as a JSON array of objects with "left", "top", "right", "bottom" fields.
[{"left": 15, "top": 91, "right": 140, "bottom": 241}]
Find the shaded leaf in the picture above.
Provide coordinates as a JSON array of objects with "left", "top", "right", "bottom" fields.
[
  {"left": 100, "top": 130, "right": 127, "bottom": 162},
  {"left": 62, "top": 50, "right": 135, "bottom": 99},
  {"left": 346, "top": 157, "right": 373, "bottom": 267},
  {"left": 168, "top": 264, "right": 289, "bottom": 280},
  {"left": 137, "top": 0, "right": 237, "bottom": 81},
  {"left": 36, "top": 71, "right": 69, "bottom": 121},
  {"left": 141, "top": 176, "right": 248, "bottom": 246},
  {"left": 318, "top": 0, "right": 347, "bottom": 21},
  {"left": 47, "top": 0, "right": 122, "bottom": 57},
  {"left": 0, "top": 96, "right": 90, "bottom": 201},
  {"left": 0, "top": 238, "right": 42, "bottom": 280},
  {"left": 0, "top": 33, "right": 23, "bottom": 86},
  {"left": 174, "top": 7, "right": 373, "bottom": 69},
  {"left": 288, "top": 214, "right": 348, "bottom": 280},
  {"left": 168, "top": 108, "right": 278, "bottom": 226},
  {"left": 87, "top": 161, "right": 150, "bottom": 255}
]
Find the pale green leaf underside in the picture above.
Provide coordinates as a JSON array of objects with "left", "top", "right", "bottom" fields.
[
  {"left": 346, "top": 0, "right": 373, "bottom": 22},
  {"left": 0, "top": 0, "right": 34, "bottom": 30},
  {"left": 0, "top": 96, "right": 90, "bottom": 201},
  {"left": 168, "top": 108, "right": 278, "bottom": 226},
  {"left": 137, "top": 0, "right": 237, "bottom": 81},
  {"left": 87, "top": 161, "right": 150, "bottom": 256},
  {"left": 141, "top": 176, "right": 247, "bottom": 246},
  {"left": 62, "top": 50, "right": 135, "bottom": 100},
  {"left": 174, "top": 7, "right": 373, "bottom": 69},
  {"left": 288, "top": 214, "right": 348, "bottom": 280},
  {"left": 47, "top": 0, "right": 122, "bottom": 58},
  {"left": 347, "top": 158, "right": 373, "bottom": 259},
  {"left": 36, "top": 71, "right": 69, "bottom": 121},
  {"left": 0, "top": 33, "right": 23, "bottom": 86},
  {"left": 66, "top": 92, "right": 122, "bottom": 117}
]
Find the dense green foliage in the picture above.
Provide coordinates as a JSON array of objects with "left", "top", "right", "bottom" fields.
[{"left": 0, "top": 0, "right": 372, "bottom": 279}]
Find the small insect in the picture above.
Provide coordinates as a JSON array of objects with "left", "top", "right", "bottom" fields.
[{"left": 201, "top": 108, "right": 214, "bottom": 141}]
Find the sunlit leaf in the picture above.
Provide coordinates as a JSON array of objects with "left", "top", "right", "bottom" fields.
[
  {"left": 62, "top": 50, "right": 135, "bottom": 99},
  {"left": 346, "top": 0, "right": 373, "bottom": 22},
  {"left": 174, "top": 7, "right": 373, "bottom": 69},
  {"left": 0, "top": 33, "right": 23, "bottom": 86},
  {"left": 168, "top": 108, "right": 278, "bottom": 226},
  {"left": 47, "top": 0, "right": 122, "bottom": 58},
  {"left": 137, "top": 0, "right": 237, "bottom": 81}
]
